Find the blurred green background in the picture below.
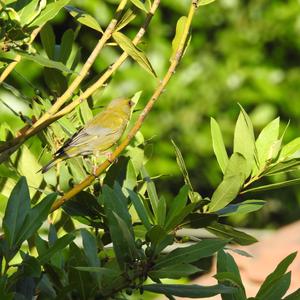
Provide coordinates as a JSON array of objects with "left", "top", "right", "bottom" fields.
[{"left": 1, "top": 0, "right": 300, "bottom": 228}]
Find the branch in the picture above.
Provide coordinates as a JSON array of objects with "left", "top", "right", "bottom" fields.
[
  {"left": 50, "top": 0, "right": 198, "bottom": 212},
  {"left": 0, "top": 27, "right": 40, "bottom": 84},
  {"left": 0, "top": 0, "right": 160, "bottom": 163}
]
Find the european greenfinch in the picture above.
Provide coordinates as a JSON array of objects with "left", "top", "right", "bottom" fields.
[{"left": 41, "top": 97, "right": 133, "bottom": 173}]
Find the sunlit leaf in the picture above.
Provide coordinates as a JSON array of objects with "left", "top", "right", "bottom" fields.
[
  {"left": 112, "top": 31, "right": 157, "bottom": 77},
  {"left": 65, "top": 6, "right": 103, "bottom": 33}
]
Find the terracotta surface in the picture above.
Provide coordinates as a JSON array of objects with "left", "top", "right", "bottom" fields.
[{"left": 178, "top": 221, "right": 300, "bottom": 299}]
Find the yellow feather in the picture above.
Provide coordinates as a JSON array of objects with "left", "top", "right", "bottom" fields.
[{"left": 40, "top": 98, "right": 132, "bottom": 173}]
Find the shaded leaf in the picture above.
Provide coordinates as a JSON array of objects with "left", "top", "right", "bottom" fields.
[
  {"left": 39, "top": 233, "right": 75, "bottom": 264},
  {"left": 15, "top": 193, "right": 57, "bottom": 245},
  {"left": 143, "top": 284, "right": 236, "bottom": 298},
  {"left": 2, "top": 177, "right": 30, "bottom": 248},
  {"left": 155, "top": 239, "right": 228, "bottom": 268},
  {"left": 40, "top": 24, "right": 55, "bottom": 59},
  {"left": 128, "top": 190, "right": 152, "bottom": 230},
  {"left": 59, "top": 29, "right": 74, "bottom": 63},
  {"left": 149, "top": 264, "right": 201, "bottom": 279},
  {"left": 217, "top": 200, "right": 265, "bottom": 216},
  {"left": 256, "top": 252, "right": 297, "bottom": 298},
  {"left": 207, "top": 222, "right": 257, "bottom": 246},
  {"left": 16, "top": 51, "right": 72, "bottom": 73}
]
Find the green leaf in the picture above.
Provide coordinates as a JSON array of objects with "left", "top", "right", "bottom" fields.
[
  {"left": 129, "top": 0, "right": 148, "bottom": 12},
  {"left": 242, "top": 178, "right": 300, "bottom": 194},
  {"left": 30, "top": 0, "right": 71, "bottom": 27},
  {"left": 141, "top": 166, "right": 159, "bottom": 220},
  {"left": 181, "top": 213, "right": 218, "bottom": 228},
  {"left": 256, "top": 252, "right": 297, "bottom": 298},
  {"left": 208, "top": 153, "right": 247, "bottom": 212},
  {"left": 255, "top": 117, "right": 280, "bottom": 171},
  {"left": 207, "top": 222, "right": 257, "bottom": 245},
  {"left": 217, "top": 250, "right": 246, "bottom": 300},
  {"left": 157, "top": 196, "right": 167, "bottom": 227},
  {"left": 170, "top": 16, "right": 187, "bottom": 62},
  {"left": 59, "top": 29, "right": 74, "bottom": 63},
  {"left": 263, "top": 158, "right": 300, "bottom": 176},
  {"left": 279, "top": 137, "right": 300, "bottom": 161},
  {"left": 211, "top": 118, "right": 229, "bottom": 174},
  {"left": 155, "top": 239, "right": 228, "bottom": 268},
  {"left": 234, "top": 107, "right": 255, "bottom": 176},
  {"left": 257, "top": 272, "right": 291, "bottom": 300},
  {"left": 16, "top": 51, "right": 72, "bottom": 73},
  {"left": 165, "top": 202, "right": 197, "bottom": 232},
  {"left": 143, "top": 284, "right": 236, "bottom": 298},
  {"left": 19, "top": 0, "right": 45, "bottom": 26},
  {"left": 112, "top": 31, "right": 157, "bottom": 77},
  {"left": 40, "top": 24, "right": 55, "bottom": 59},
  {"left": 283, "top": 288, "right": 300, "bottom": 300},
  {"left": 128, "top": 190, "right": 152, "bottom": 230},
  {"left": 217, "top": 200, "right": 266, "bottom": 216},
  {"left": 165, "top": 185, "right": 188, "bottom": 229},
  {"left": 172, "top": 140, "right": 201, "bottom": 202},
  {"left": 2, "top": 177, "right": 30, "bottom": 248},
  {"left": 38, "top": 233, "right": 75, "bottom": 264},
  {"left": 149, "top": 264, "right": 201, "bottom": 279},
  {"left": 15, "top": 193, "right": 57, "bottom": 246},
  {"left": 214, "top": 272, "right": 244, "bottom": 290},
  {"left": 65, "top": 6, "right": 103, "bottom": 33},
  {"left": 81, "top": 229, "right": 100, "bottom": 267},
  {"left": 198, "top": 0, "right": 216, "bottom": 5},
  {"left": 115, "top": 9, "right": 136, "bottom": 32}
]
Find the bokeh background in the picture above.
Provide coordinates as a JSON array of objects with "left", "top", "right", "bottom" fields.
[{"left": 1, "top": 0, "right": 300, "bottom": 230}]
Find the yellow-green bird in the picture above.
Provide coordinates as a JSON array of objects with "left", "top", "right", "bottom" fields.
[{"left": 41, "top": 98, "right": 133, "bottom": 173}]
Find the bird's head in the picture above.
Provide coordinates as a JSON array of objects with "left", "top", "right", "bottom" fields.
[{"left": 107, "top": 98, "right": 133, "bottom": 114}]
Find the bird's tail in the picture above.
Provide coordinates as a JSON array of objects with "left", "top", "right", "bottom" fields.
[{"left": 38, "top": 156, "right": 64, "bottom": 173}]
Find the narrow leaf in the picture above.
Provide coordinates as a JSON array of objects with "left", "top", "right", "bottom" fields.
[
  {"left": 256, "top": 252, "right": 297, "bottom": 298},
  {"left": 113, "top": 31, "right": 157, "bottom": 77},
  {"left": 170, "top": 16, "right": 187, "bottom": 62},
  {"left": 39, "top": 233, "right": 75, "bottom": 264},
  {"left": 234, "top": 107, "right": 255, "bottom": 176},
  {"left": 141, "top": 166, "right": 159, "bottom": 220},
  {"left": 2, "top": 177, "right": 30, "bottom": 248},
  {"left": 211, "top": 118, "right": 229, "bottom": 174},
  {"left": 30, "top": 0, "right": 71, "bottom": 27},
  {"left": 217, "top": 200, "right": 266, "bottom": 216},
  {"left": 155, "top": 239, "right": 228, "bottom": 268},
  {"left": 242, "top": 178, "right": 300, "bottom": 194},
  {"left": 16, "top": 51, "right": 72, "bottom": 73},
  {"left": 208, "top": 153, "right": 247, "bottom": 212},
  {"left": 15, "top": 194, "right": 57, "bottom": 245},
  {"left": 128, "top": 190, "right": 152, "bottom": 230},
  {"left": 207, "top": 222, "right": 257, "bottom": 245},
  {"left": 143, "top": 284, "right": 236, "bottom": 298},
  {"left": 59, "top": 29, "right": 74, "bottom": 63},
  {"left": 198, "top": 0, "right": 216, "bottom": 5},
  {"left": 149, "top": 264, "right": 201, "bottom": 279},
  {"left": 129, "top": 0, "right": 148, "bottom": 12},
  {"left": 40, "top": 24, "right": 55, "bottom": 59},
  {"left": 65, "top": 6, "right": 103, "bottom": 33}
]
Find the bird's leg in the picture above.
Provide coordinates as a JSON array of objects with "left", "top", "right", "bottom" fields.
[{"left": 91, "top": 155, "right": 98, "bottom": 176}]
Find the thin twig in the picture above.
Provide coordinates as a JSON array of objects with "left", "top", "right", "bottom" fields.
[{"left": 50, "top": 0, "right": 197, "bottom": 212}]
